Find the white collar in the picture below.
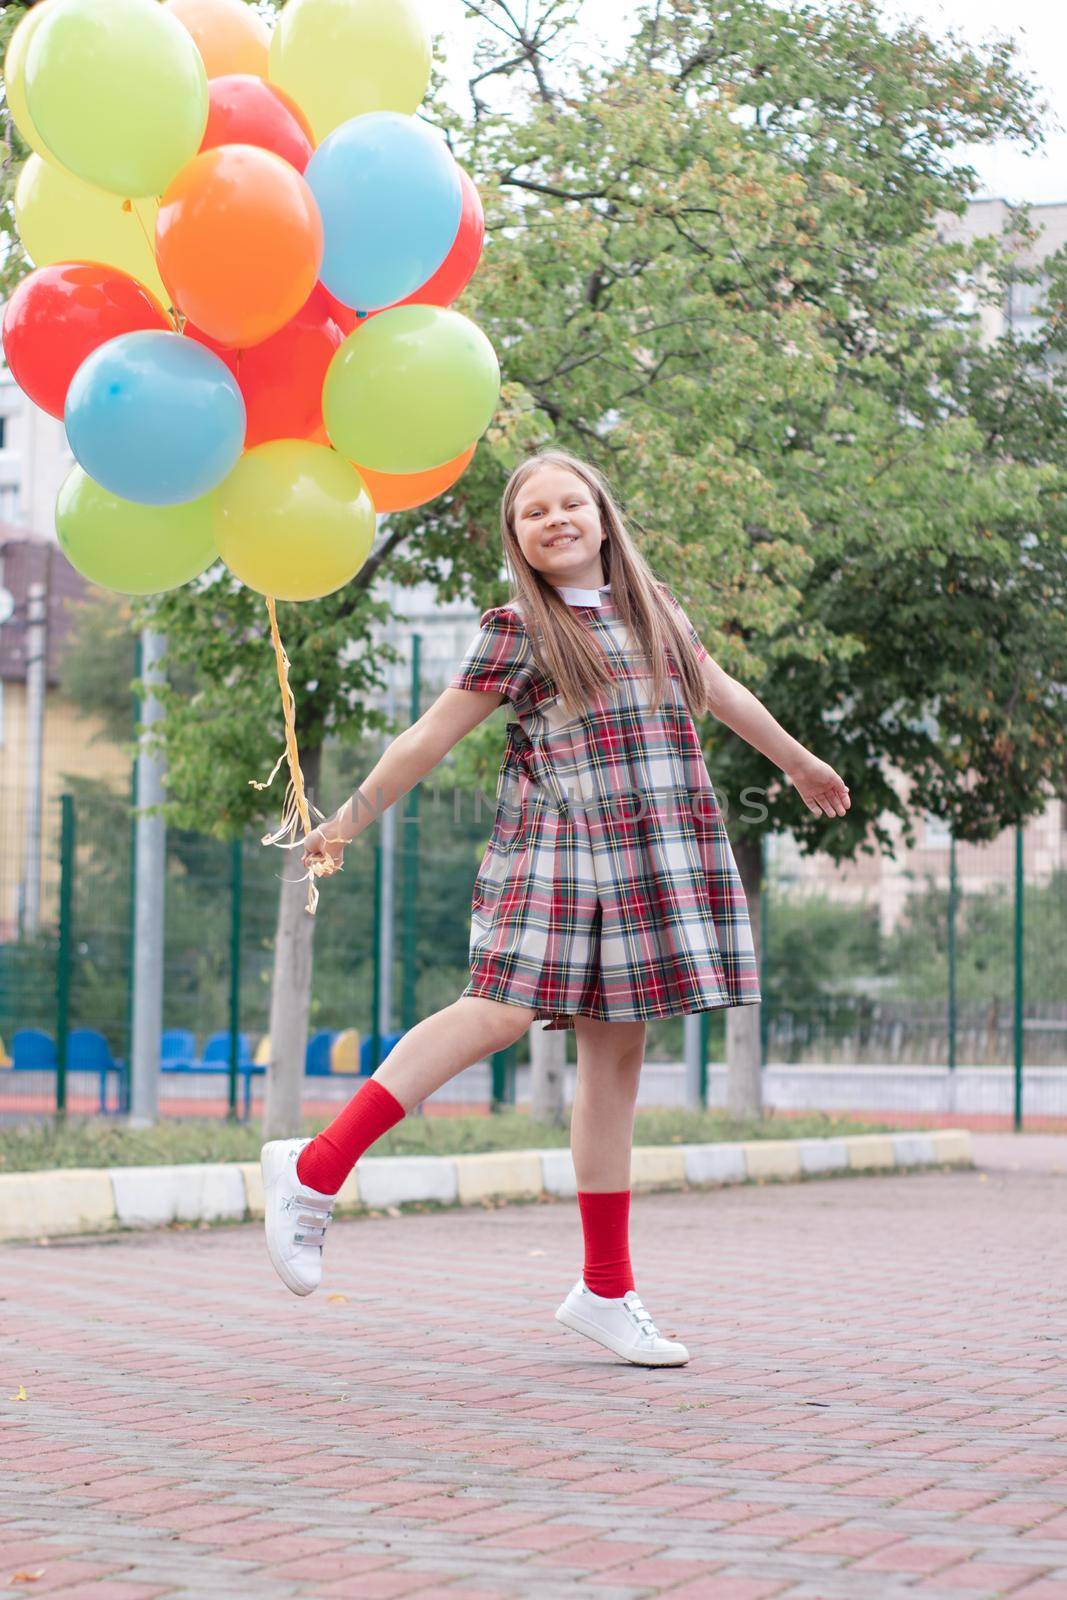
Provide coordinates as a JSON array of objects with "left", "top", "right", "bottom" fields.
[{"left": 553, "top": 581, "right": 612, "bottom": 607}]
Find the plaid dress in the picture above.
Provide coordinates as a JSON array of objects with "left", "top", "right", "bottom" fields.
[{"left": 447, "top": 585, "right": 761, "bottom": 1031}]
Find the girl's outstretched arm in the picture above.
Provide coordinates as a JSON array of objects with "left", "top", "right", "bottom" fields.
[
  {"left": 701, "top": 659, "right": 851, "bottom": 820},
  {"left": 301, "top": 686, "right": 508, "bottom": 869}
]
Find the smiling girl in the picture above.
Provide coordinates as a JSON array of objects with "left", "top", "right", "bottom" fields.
[{"left": 260, "top": 447, "right": 849, "bottom": 1367}]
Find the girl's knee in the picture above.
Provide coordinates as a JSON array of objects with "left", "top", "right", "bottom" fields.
[{"left": 459, "top": 995, "right": 535, "bottom": 1048}]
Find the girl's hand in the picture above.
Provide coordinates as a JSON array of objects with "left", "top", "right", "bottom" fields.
[
  {"left": 301, "top": 826, "right": 347, "bottom": 873},
  {"left": 787, "top": 756, "right": 851, "bottom": 818}
]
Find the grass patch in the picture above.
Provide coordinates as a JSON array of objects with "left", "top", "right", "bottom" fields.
[{"left": 0, "top": 1106, "right": 905, "bottom": 1174}]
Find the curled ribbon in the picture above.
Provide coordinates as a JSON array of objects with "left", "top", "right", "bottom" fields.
[{"left": 249, "top": 595, "right": 341, "bottom": 916}]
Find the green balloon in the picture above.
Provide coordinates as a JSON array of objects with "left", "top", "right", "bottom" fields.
[
  {"left": 56, "top": 466, "right": 219, "bottom": 596},
  {"left": 323, "top": 306, "right": 501, "bottom": 476},
  {"left": 25, "top": 0, "right": 208, "bottom": 199}
]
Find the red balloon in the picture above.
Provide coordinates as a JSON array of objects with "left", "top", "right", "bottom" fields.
[
  {"left": 186, "top": 285, "right": 346, "bottom": 446},
  {"left": 2, "top": 263, "right": 170, "bottom": 420},
  {"left": 368, "top": 167, "right": 484, "bottom": 320},
  {"left": 316, "top": 283, "right": 359, "bottom": 336},
  {"left": 238, "top": 284, "right": 347, "bottom": 445},
  {"left": 182, "top": 319, "right": 240, "bottom": 376},
  {"left": 200, "top": 74, "right": 314, "bottom": 173}
]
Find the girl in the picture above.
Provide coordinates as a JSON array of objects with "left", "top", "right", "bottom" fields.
[{"left": 261, "top": 448, "right": 850, "bottom": 1368}]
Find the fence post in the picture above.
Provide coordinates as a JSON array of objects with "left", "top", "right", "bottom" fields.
[
  {"left": 1014, "top": 823, "right": 1024, "bottom": 1132},
  {"left": 228, "top": 836, "right": 243, "bottom": 1123},
  {"left": 123, "top": 633, "right": 142, "bottom": 1115},
  {"left": 947, "top": 832, "right": 957, "bottom": 1074},
  {"left": 699, "top": 1008, "right": 709, "bottom": 1108},
  {"left": 55, "top": 793, "right": 75, "bottom": 1119},
  {"left": 401, "top": 634, "right": 421, "bottom": 1033},
  {"left": 490, "top": 1042, "right": 516, "bottom": 1112},
  {"left": 758, "top": 833, "right": 770, "bottom": 1068},
  {"left": 369, "top": 830, "right": 382, "bottom": 1074}
]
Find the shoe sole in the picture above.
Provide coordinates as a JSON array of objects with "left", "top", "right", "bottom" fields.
[
  {"left": 555, "top": 1303, "right": 689, "bottom": 1367},
  {"left": 261, "top": 1141, "right": 315, "bottom": 1298}
]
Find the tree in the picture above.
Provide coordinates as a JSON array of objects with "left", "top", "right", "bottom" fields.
[{"left": 416, "top": 0, "right": 1064, "bottom": 1113}]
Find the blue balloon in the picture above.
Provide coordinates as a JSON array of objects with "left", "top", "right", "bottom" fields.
[
  {"left": 305, "top": 111, "right": 462, "bottom": 315},
  {"left": 64, "top": 330, "right": 246, "bottom": 507}
]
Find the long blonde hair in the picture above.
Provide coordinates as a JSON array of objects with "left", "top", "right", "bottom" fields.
[{"left": 500, "top": 449, "right": 708, "bottom": 721}]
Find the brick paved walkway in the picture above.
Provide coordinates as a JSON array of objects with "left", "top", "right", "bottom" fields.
[{"left": 3, "top": 1166, "right": 1067, "bottom": 1600}]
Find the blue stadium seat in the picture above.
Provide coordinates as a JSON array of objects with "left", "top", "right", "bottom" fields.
[
  {"left": 68, "top": 1028, "right": 124, "bottom": 1115},
  {"left": 360, "top": 1029, "right": 405, "bottom": 1074},
  {"left": 305, "top": 1030, "right": 336, "bottom": 1076},
  {"left": 11, "top": 1028, "right": 56, "bottom": 1070},
  {"left": 161, "top": 1028, "right": 197, "bottom": 1070},
  {"left": 202, "top": 1031, "right": 253, "bottom": 1066}
]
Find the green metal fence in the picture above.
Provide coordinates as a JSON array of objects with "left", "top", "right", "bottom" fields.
[
  {"left": 757, "top": 819, "right": 1067, "bottom": 1129},
  {"left": 1, "top": 779, "right": 1063, "bottom": 1128}
]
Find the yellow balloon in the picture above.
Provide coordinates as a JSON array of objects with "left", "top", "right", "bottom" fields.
[
  {"left": 14, "top": 157, "right": 170, "bottom": 307},
  {"left": 4, "top": 0, "right": 63, "bottom": 165},
  {"left": 269, "top": 0, "right": 431, "bottom": 143},
  {"left": 215, "top": 441, "right": 376, "bottom": 601}
]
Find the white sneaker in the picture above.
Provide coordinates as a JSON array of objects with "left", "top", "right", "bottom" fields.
[
  {"left": 555, "top": 1277, "right": 690, "bottom": 1367},
  {"left": 261, "top": 1138, "right": 337, "bottom": 1297}
]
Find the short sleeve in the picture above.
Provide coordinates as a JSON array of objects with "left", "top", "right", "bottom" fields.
[
  {"left": 448, "top": 605, "right": 529, "bottom": 701},
  {"left": 660, "top": 585, "right": 710, "bottom": 664}
]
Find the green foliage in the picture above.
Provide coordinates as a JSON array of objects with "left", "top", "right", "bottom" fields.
[
  {"left": 887, "top": 868, "right": 1067, "bottom": 1004},
  {"left": 0, "top": 1105, "right": 901, "bottom": 1173},
  {"left": 426, "top": 0, "right": 1065, "bottom": 867},
  {"left": 56, "top": 593, "right": 139, "bottom": 750},
  {"left": 0, "top": 3, "right": 33, "bottom": 302},
  {"left": 762, "top": 891, "right": 882, "bottom": 1013}
]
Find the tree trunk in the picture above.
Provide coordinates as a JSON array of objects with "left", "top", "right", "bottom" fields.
[
  {"left": 263, "top": 745, "right": 321, "bottom": 1141},
  {"left": 725, "top": 835, "right": 763, "bottom": 1120},
  {"left": 530, "top": 1021, "right": 567, "bottom": 1127}
]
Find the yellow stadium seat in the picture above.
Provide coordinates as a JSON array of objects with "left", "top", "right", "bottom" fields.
[
  {"left": 0, "top": 1035, "right": 9, "bottom": 1068},
  {"left": 330, "top": 1028, "right": 361, "bottom": 1074},
  {"left": 253, "top": 1034, "right": 271, "bottom": 1067}
]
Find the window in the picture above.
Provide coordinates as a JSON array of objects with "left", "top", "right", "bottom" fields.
[
  {"left": 0, "top": 417, "right": 7, "bottom": 450},
  {"left": 0, "top": 484, "right": 20, "bottom": 523}
]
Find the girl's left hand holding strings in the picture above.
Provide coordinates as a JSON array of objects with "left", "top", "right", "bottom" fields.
[{"left": 787, "top": 755, "right": 851, "bottom": 818}]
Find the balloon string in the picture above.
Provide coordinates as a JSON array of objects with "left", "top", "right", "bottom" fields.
[
  {"left": 126, "top": 195, "right": 181, "bottom": 330},
  {"left": 249, "top": 595, "right": 340, "bottom": 916}
]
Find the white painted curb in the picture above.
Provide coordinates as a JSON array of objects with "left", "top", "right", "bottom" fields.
[{"left": 0, "top": 1129, "right": 974, "bottom": 1242}]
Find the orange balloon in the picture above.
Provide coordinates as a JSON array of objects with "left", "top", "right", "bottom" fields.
[
  {"left": 357, "top": 444, "right": 477, "bottom": 513},
  {"left": 164, "top": 0, "right": 271, "bottom": 78},
  {"left": 156, "top": 145, "right": 323, "bottom": 348}
]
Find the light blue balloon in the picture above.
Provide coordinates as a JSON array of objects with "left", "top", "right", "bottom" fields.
[
  {"left": 305, "top": 111, "right": 462, "bottom": 314},
  {"left": 64, "top": 330, "right": 246, "bottom": 507}
]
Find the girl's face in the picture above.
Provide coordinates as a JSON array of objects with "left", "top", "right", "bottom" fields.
[{"left": 511, "top": 466, "right": 608, "bottom": 589}]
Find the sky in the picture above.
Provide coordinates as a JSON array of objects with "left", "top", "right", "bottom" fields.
[{"left": 436, "top": 0, "right": 1067, "bottom": 207}]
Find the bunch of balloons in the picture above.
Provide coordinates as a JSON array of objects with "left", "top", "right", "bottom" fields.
[{"left": 2, "top": 0, "right": 499, "bottom": 604}]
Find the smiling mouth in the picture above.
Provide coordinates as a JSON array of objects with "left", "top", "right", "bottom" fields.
[{"left": 545, "top": 535, "right": 579, "bottom": 547}]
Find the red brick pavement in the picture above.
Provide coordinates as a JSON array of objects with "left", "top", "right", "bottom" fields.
[{"left": 2, "top": 1169, "right": 1067, "bottom": 1598}]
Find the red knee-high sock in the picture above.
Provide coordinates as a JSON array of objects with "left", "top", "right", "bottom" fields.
[
  {"left": 296, "top": 1078, "right": 406, "bottom": 1194},
  {"left": 576, "top": 1189, "right": 635, "bottom": 1298}
]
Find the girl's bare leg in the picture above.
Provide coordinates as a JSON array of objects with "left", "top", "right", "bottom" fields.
[
  {"left": 570, "top": 1017, "right": 646, "bottom": 1191},
  {"left": 371, "top": 996, "right": 535, "bottom": 1113}
]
